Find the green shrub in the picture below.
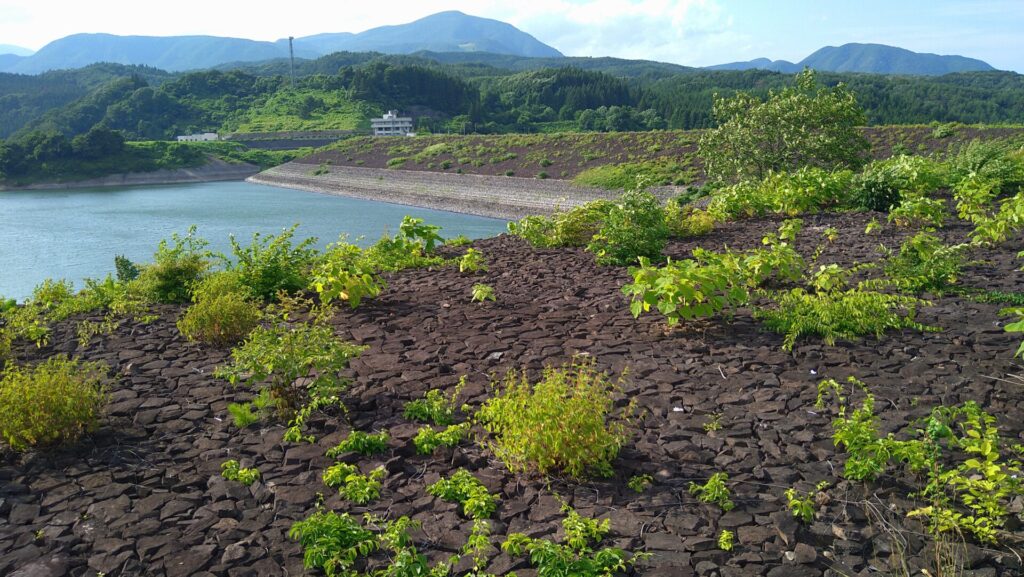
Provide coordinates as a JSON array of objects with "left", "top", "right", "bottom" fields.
[
  {"left": 323, "top": 463, "right": 386, "bottom": 504},
  {"left": 229, "top": 225, "right": 318, "bottom": 302},
  {"left": 221, "top": 459, "right": 260, "bottom": 485},
  {"left": 665, "top": 203, "right": 715, "bottom": 239},
  {"left": 887, "top": 193, "right": 949, "bottom": 228},
  {"left": 311, "top": 240, "right": 385, "bottom": 308},
  {"left": 288, "top": 511, "right": 378, "bottom": 576},
  {"left": 755, "top": 287, "right": 936, "bottom": 351},
  {"left": 176, "top": 273, "right": 262, "bottom": 345},
  {"left": 947, "top": 138, "right": 1024, "bottom": 189},
  {"left": 969, "top": 191, "right": 1024, "bottom": 245},
  {"left": 136, "top": 226, "right": 213, "bottom": 304},
  {"left": 427, "top": 469, "right": 499, "bottom": 519},
  {"left": 587, "top": 189, "right": 668, "bottom": 266},
  {"left": 471, "top": 283, "right": 496, "bottom": 303},
  {"left": 881, "top": 232, "right": 968, "bottom": 295},
  {"left": 114, "top": 255, "right": 140, "bottom": 282},
  {"left": 476, "top": 358, "right": 633, "bottom": 478},
  {"left": 507, "top": 215, "right": 559, "bottom": 248},
  {"left": 853, "top": 155, "right": 947, "bottom": 212},
  {"left": 458, "top": 248, "right": 487, "bottom": 274},
  {"left": 404, "top": 381, "right": 462, "bottom": 425},
  {"left": 0, "top": 355, "right": 109, "bottom": 451},
  {"left": 412, "top": 423, "right": 470, "bottom": 455},
  {"left": 689, "top": 472, "right": 734, "bottom": 511},
  {"left": 706, "top": 167, "right": 853, "bottom": 220},
  {"left": 502, "top": 508, "right": 647, "bottom": 576},
  {"left": 326, "top": 430, "right": 389, "bottom": 457}
]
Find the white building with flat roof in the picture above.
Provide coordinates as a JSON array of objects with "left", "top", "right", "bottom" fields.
[
  {"left": 371, "top": 111, "right": 413, "bottom": 136},
  {"left": 176, "top": 133, "right": 219, "bottom": 142}
]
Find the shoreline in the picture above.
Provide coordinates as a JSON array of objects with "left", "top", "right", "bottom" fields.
[
  {"left": 0, "top": 159, "right": 259, "bottom": 192},
  {"left": 249, "top": 162, "right": 680, "bottom": 219}
]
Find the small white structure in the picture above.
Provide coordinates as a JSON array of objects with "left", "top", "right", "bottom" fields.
[
  {"left": 371, "top": 111, "right": 414, "bottom": 136},
  {"left": 176, "top": 133, "right": 220, "bottom": 142}
]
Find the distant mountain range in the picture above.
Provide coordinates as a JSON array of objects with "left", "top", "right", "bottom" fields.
[
  {"left": 0, "top": 11, "right": 561, "bottom": 74},
  {"left": 0, "top": 13, "right": 998, "bottom": 77},
  {"left": 707, "top": 43, "right": 995, "bottom": 76}
]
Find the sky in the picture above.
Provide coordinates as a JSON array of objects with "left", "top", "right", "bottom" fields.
[{"left": 0, "top": 0, "right": 1021, "bottom": 71}]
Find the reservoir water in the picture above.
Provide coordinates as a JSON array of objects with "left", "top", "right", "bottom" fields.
[{"left": 0, "top": 181, "right": 509, "bottom": 301}]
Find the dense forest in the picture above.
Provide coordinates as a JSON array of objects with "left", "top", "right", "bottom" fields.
[{"left": 1, "top": 51, "right": 1023, "bottom": 148}]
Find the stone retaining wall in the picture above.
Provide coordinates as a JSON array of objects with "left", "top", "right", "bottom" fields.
[{"left": 249, "top": 163, "right": 678, "bottom": 219}]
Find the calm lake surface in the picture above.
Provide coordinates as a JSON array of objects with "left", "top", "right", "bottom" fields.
[{"left": 0, "top": 181, "right": 508, "bottom": 301}]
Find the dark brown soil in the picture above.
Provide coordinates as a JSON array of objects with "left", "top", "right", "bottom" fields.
[
  {"left": 297, "top": 126, "right": 1024, "bottom": 184},
  {"left": 2, "top": 211, "right": 1023, "bottom": 577}
]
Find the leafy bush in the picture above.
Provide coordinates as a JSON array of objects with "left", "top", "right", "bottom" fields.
[
  {"left": 226, "top": 389, "right": 273, "bottom": 428},
  {"left": 229, "top": 225, "right": 318, "bottom": 302},
  {"left": 288, "top": 510, "right": 378, "bottom": 577},
  {"left": 0, "top": 355, "right": 109, "bottom": 451},
  {"left": 506, "top": 200, "right": 615, "bottom": 248},
  {"left": 947, "top": 138, "right": 1024, "bottom": 189},
  {"left": 114, "top": 255, "right": 140, "bottom": 282},
  {"left": 398, "top": 216, "right": 444, "bottom": 253},
  {"left": 476, "top": 358, "right": 633, "bottom": 478},
  {"left": 969, "top": 191, "right": 1024, "bottom": 245},
  {"left": 221, "top": 459, "right": 260, "bottom": 485},
  {"left": 326, "top": 430, "right": 389, "bottom": 457},
  {"left": 664, "top": 203, "right": 715, "bottom": 239},
  {"left": 573, "top": 158, "right": 693, "bottom": 190},
  {"left": 699, "top": 69, "right": 869, "bottom": 183},
  {"left": 689, "top": 472, "right": 734, "bottom": 511},
  {"left": 587, "top": 189, "right": 668, "bottom": 266},
  {"left": 471, "top": 284, "right": 496, "bottom": 303},
  {"left": 953, "top": 174, "right": 1001, "bottom": 224},
  {"left": 706, "top": 167, "right": 853, "bottom": 220},
  {"left": 817, "top": 378, "right": 1024, "bottom": 544},
  {"left": 323, "top": 463, "right": 386, "bottom": 504},
  {"left": 624, "top": 256, "right": 747, "bottom": 325},
  {"left": 427, "top": 469, "right": 499, "bottom": 519},
  {"left": 882, "top": 232, "right": 968, "bottom": 295},
  {"left": 404, "top": 382, "right": 462, "bottom": 425},
  {"left": 176, "top": 272, "right": 262, "bottom": 345},
  {"left": 458, "top": 248, "right": 488, "bottom": 274},
  {"left": 135, "top": 226, "right": 213, "bottom": 304},
  {"left": 413, "top": 423, "right": 470, "bottom": 455},
  {"left": 887, "top": 193, "right": 949, "bottom": 229},
  {"left": 755, "top": 287, "right": 936, "bottom": 351},
  {"left": 502, "top": 508, "right": 646, "bottom": 577},
  {"left": 627, "top": 474, "right": 654, "bottom": 493},
  {"left": 311, "top": 240, "right": 385, "bottom": 309},
  {"left": 852, "top": 155, "right": 948, "bottom": 212},
  {"left": 214, "top": 316, "right": 364, "bottom": 412}
]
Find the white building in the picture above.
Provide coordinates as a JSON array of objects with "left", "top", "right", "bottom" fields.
[
  {"left": 176, "top": 133, "right": 220, "bottom": 142},
  {"left": 371, "top": 111, "right": 414, "bottom": 136}
]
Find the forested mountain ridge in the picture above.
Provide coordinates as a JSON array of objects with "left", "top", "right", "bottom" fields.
[{"left": 706, "top": 43, "right": 995, "bottom": 76}]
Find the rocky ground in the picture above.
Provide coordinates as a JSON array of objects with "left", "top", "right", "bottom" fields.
[{"left": 1, "top": 211, "right": 1023, "bottom": 577}]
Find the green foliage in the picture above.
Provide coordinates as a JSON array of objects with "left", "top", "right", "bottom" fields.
[
  {"left": 756, "top": 287, "right": 935, "bottom": 351},
  {"left": 136, "top": 226, "right": 213, "bottom": 304},
  {"left": 226, "top": 389, "right": 274, "bottom": 429},
  {"left": 968, "top": 191, "right": 1024, "bottom": 245},
  {"left": 404, "top": 380, "right": 463, "bottom": 425},
  {"left": 947, "top": 138, "right": 1024, "bottom": 188},
  {"left": 818, "top": 378, "right": 1024, "bottom": 544},
  {"left": 413, "top": 423, "right": 471, "bottom": 455},
  {"left": 471, "top": 283, "right": 496, "bottom": 303},
  {"left": 176, "top": 272, "right": 262, "bottom": 346},
  {"left": 699, "top": 70, "right": 869, "bottom": 183},
  {"left": 399, "top": 216, "right": 444, "bottom": 253},
  {"left": 476, "top": 358, "right": 633, "bottom": 479},
  {"left": 706, "top": 167, "right": 854, "bottom": 220},
  {"left": 323, "top": 463, "right": 386, "bottom": 504},
  {"left": 1004, "top": 307, "right": 1024, "bottom": 359},
  {"left": 507, "top": 200, "right": 616, "bottom": 249},
  {"left": 717, "top": 530, "right": 735, "bottom": 552},
  {"left": 881, "top": 232, "right": 968, "bottom": 295},
  {"left": 229, "top": 225, "right": 318, "bottom": 302},
  {"left": 587, "top": 189, "right": 668, "bottom": 266},
  {"left": 326, "top": 431, "right": 390, "bottom": 457},
  {"left": 627, "top": 474, "right": 653, "bottom": 493},
  {"left": 288, "top": 510, "right": 378, "bottom": 577},
  {"left": 502, "top": 508, "right": 645, "bottom": 577},
  {"left": 311, "top": 239, "right": 386, "bottom": 309},
  {"left": 784, "top": 487, "right": 817, "bottom": 524},
  {"left": 664, "top": 203, "right": 715, "bottom": 239},
  {"left": 887, "top": 193, "right": 949, "bottom": 229},
  {"left": 573, "top": 158, "right": 693, "bottom": 190},
  {"left": 427, "top": 469, "right": 499, "bottom": 519},
  {"left": 214, "top": 314, "right": 364, "bottom": 413},
  {"left": 689, "top": 472, "right": 734, "bottom": 511},
  {"left": 853, "top": 154, "right": 948, "bottom": 212},
  {"left": 114, "top": 255, "right": 140, "bottom": 282},
  {"left": 458, "top": 248, "right": 488, "bottom": 274},
  {"left": 0, "top": 355, "right": 109, "bottom": 451},
  {"left": 220, "top": 459, "right": 260, "bottom": 485}
]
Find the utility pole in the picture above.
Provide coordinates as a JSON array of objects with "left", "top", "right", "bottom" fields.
[{"left": 288, "top": 36, "right": 295, "bottom": 88}]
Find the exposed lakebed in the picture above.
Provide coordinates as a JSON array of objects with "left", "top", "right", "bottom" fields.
[{"left": 0, "top": 180, "right": 508, "bottom": 300}]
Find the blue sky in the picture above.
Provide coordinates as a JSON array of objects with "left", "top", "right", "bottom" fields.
[{"left": 0, "top": 0, "right": 1021, "bottom": 71}]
